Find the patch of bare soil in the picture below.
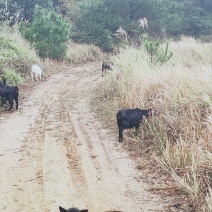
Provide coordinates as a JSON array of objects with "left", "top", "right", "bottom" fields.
[{"left": 0, "top": 62, "right": 180, "bottom": 211}]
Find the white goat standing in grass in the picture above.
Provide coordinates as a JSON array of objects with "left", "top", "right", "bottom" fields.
[{"left": 31, "top": 64, "right": 42, "bottom": 81}]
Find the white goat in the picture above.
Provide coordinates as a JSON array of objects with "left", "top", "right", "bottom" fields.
[{"left": 31, "top": 64, "right": 42, "bottom": 81}]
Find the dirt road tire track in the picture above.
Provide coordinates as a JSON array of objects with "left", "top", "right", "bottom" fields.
[{"left": 0, "top": 63, "right": 174, "bottom": 212}]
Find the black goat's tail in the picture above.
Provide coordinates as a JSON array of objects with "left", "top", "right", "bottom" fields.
[{"left": 116, "top": 111, "right": 123, "bottom": 127}]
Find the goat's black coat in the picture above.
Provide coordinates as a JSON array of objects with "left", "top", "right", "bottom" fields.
[
  {"left": 102, "top": 61, "right": 112, "bottom": 77},
  {"left": 117, "top": 108, "right": 151, "bottom": 141},
  {"left": 59, "top": 206, "right": 88, "bottom": 212},
  {"left": 0, "top": 79, "right": 19, "bottom": 111}
]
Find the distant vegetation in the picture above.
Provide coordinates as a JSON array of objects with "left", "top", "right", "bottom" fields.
[
  {"left": 0, "top": 0, "right": 212, "bottom": 55},
  {"left": 71, "top": 0, "right": 212, "bottom": 51}
]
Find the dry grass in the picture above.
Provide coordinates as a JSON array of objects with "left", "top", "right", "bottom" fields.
[
  {"left": 101, "top": 37, "right": 212, "bottom": 211},
  {"left": 65, "top": 42, "right": 103, "bottom": 64}
]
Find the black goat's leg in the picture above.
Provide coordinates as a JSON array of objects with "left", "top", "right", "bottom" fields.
[
  {"left": 8, "top": 96, "right": 13, "bottom": 111},
  {"left": 15, "top": 94, "right": 18, "bottom": 110},
  {"left": 135, "top": 123, "right": 140, "bottom": 134},
  {"left": 118, "top": 128, "right": 124, "bottom": 141}
]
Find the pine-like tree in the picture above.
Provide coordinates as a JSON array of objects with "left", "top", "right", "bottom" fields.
[{"left": 23, "top": 6, "right": 71, "bottom": 59}]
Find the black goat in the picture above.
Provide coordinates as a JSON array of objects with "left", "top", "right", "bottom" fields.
[
  {"left": 59, "top": 206, "right": 88, "bottom": 212},
  {"left": 0, "top": 76, "right": 6, "bottom": 108},
  {"left": 117, "top": 108, "right": 154, "bottom": 141},
  {"left": 0, "top": 77, "right": 19, "bottom": 111},
  {"left": 102, "top": 61, "right": 112, "bottom": 77}
]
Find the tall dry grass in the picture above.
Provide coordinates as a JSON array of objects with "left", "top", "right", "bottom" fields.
[
  {"left": 103, "top": 36, "right": 212, "bottom": 211},
  {"left": 65, "top": 42, "right": 103, "bottom": 64}
]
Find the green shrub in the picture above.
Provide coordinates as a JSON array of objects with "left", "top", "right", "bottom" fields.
[
  {"left": 142, "top": 35, "right": 173, "bottom": 65},
  {"left": 3, "top": 68, "right": 25, "bottom": 85},
  {"left": 156, "top": 42, "right": 173, "bottom": 65},
  {"left": 22, "top": 6, "right": 71, "bottom": 59},
  {"left": 0, "top": 26, "right": 40, "bottom": 79}
]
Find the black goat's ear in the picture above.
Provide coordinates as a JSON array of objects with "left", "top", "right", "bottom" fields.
[
  {"left": 81, "top": 210, "right": 88, "bottom": 212},
  {"left": 59, "top": 206, "right": 67, "bottom": 212}
]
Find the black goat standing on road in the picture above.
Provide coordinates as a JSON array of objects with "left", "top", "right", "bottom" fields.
[
  {"left": 0, "top": 76, "right": 19, "bottom": 111},
  {"left": 102, "top": 61, "right": 113, "bottom": 77},
  {"left": 117, "top": 108, "right": 154, "bottom": 141}
]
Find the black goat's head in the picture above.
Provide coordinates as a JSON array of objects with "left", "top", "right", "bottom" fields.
[
  {"left": 148, "top": 108, "right": 158, "bottom": 116},
  {"left": 59, "top": 206, "right": 88, "bottom": 212}
]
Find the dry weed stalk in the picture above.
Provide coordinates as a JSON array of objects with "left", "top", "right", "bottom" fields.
[
  {"left": 138, "top": 17, "right": 148, "bottom": 29},
  {"left": 116, "top": 27, "right": 128, "bottom": 41}
]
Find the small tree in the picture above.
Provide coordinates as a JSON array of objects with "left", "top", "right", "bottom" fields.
[
  {"left": 142, "top": 34, "right": 173, "bottom": 65},
  {"left": 156, "top": 42, "right": 173, "bottom": 65},
  {"left": 22, "top": 6, "right": 71, "bottom": 59},
  {"left": 72, "top": 0, "right": 114, "bottom": 52}
]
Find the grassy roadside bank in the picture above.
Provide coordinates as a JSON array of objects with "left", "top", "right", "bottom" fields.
[{"left": 100, "top": 37, "right": 212, "bottom": 211}]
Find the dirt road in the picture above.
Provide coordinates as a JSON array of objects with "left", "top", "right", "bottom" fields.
[{"left": 0, "top": 63, "right": 173, "bottom": 212}]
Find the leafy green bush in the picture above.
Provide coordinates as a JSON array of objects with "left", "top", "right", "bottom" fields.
[
  {"left": 3, "top": 68, "right": 25, "bottom": 85},
  {"left": 156, "top": 43, "right": 173, "bottom": 65},
  {"left": 0, "top": 26, "right": 40, "bottom": 78},
  {"left": 142, "top": 35, "right": 173, "bottom": 65},
  {"left": 22, "top": 6, "right": 71, "bottom": 59},
  {"left": 71, "top": 0, "right": 189, "bottom": 51}
]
